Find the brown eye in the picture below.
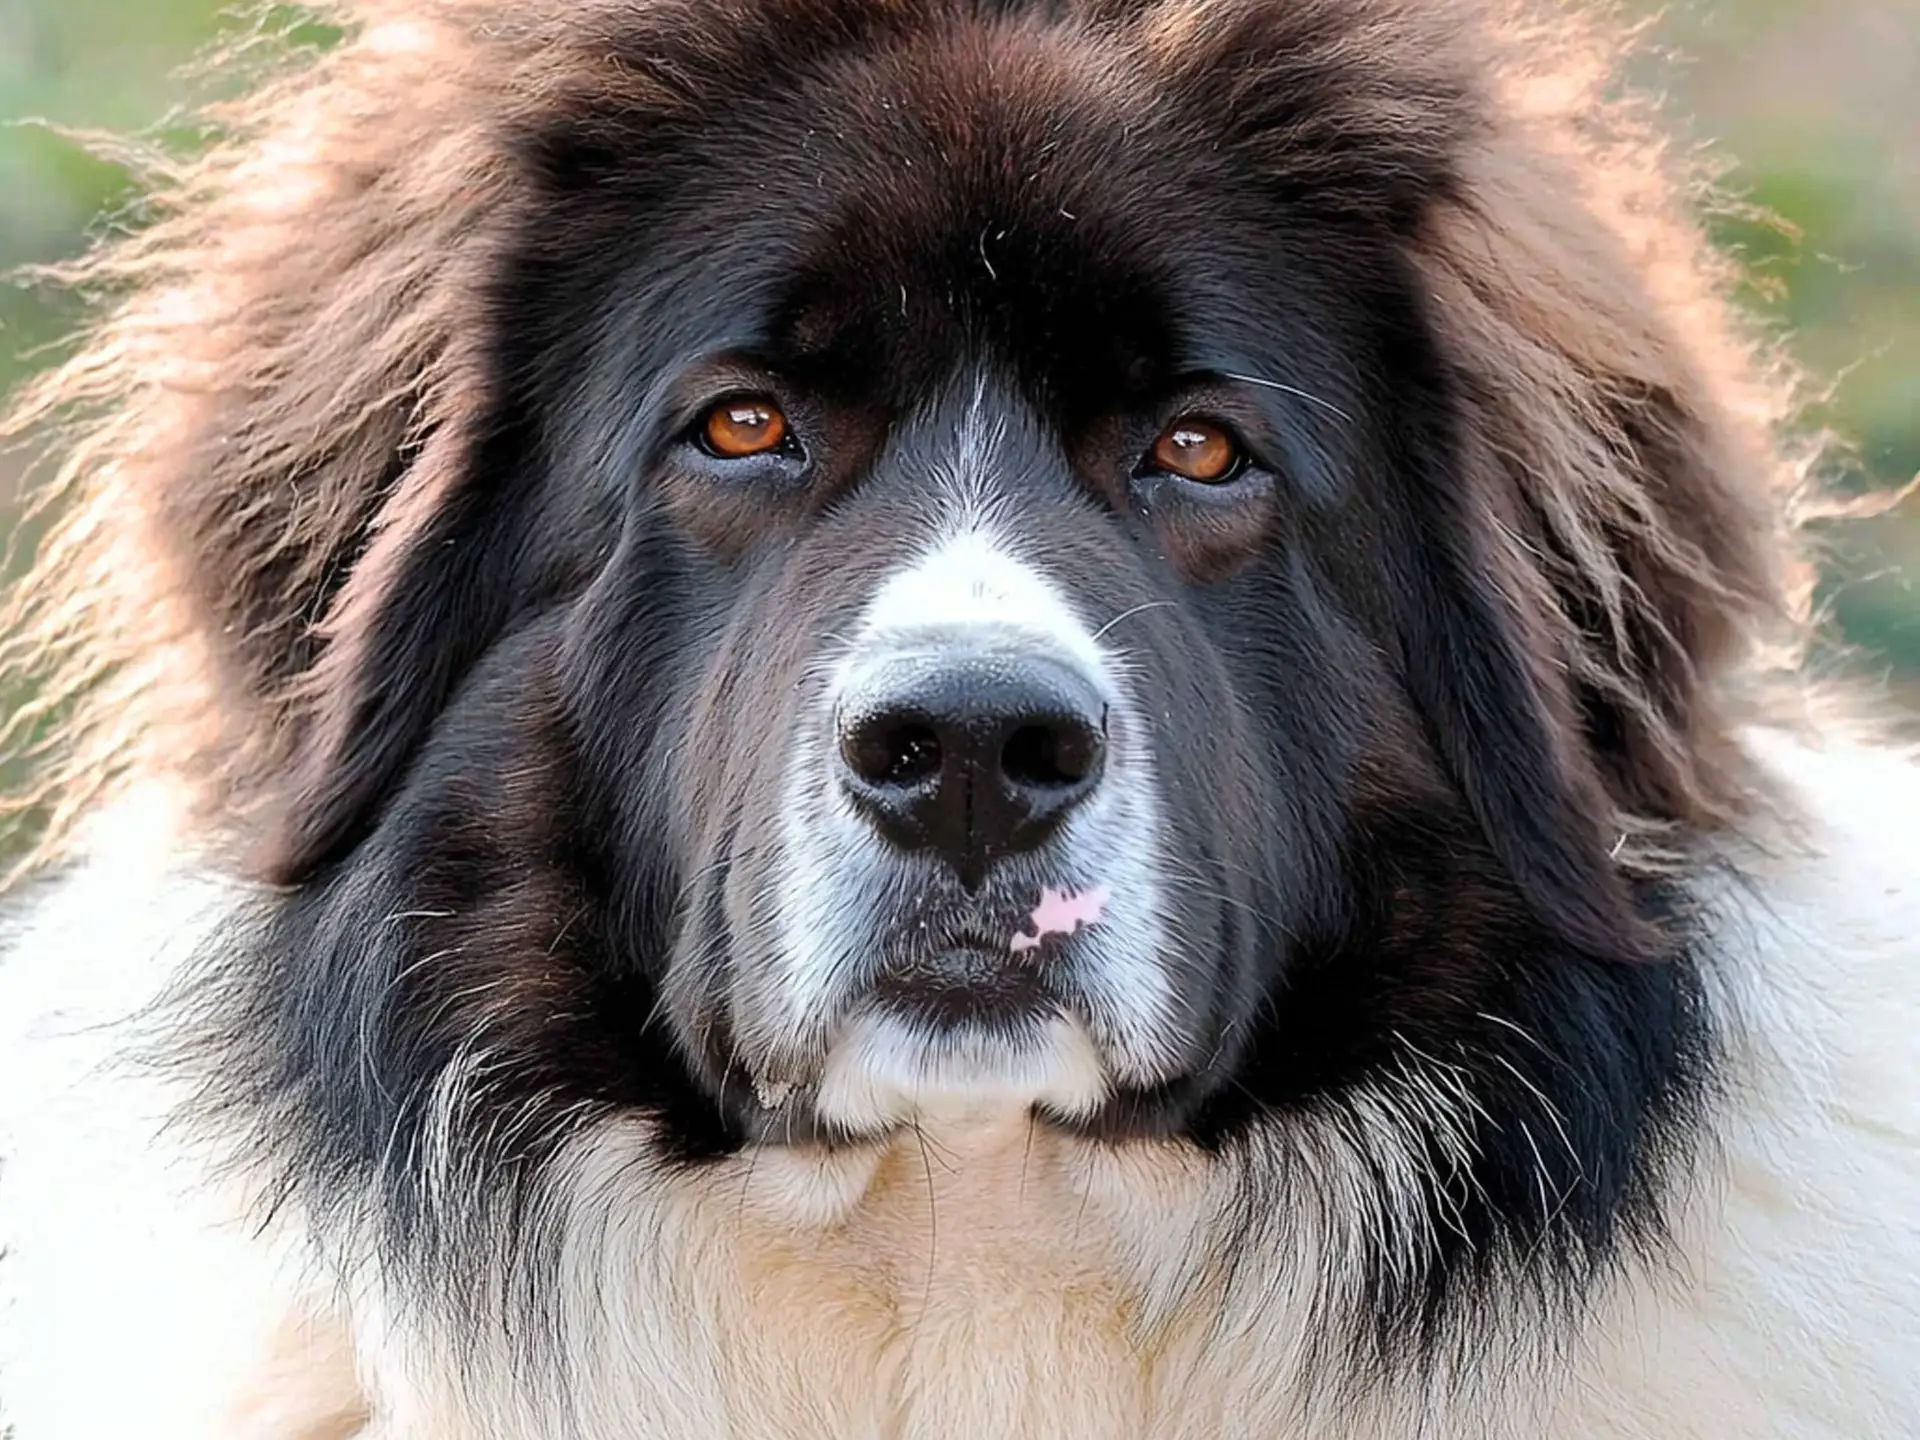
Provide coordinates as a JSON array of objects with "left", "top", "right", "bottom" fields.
[
  {"left": 1149, "top": 417, "right": 1240, "bottom": 483},
  {"left": 701, "top": 396, "right": 789, "bottom": 458}
]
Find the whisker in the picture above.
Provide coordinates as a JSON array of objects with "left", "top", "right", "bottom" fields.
[
  {"left": 912, "top": 1120, "right": 941, "bottom": 1335},
  {"left": 1220, "top": 371, "right": 1355, "bottom": 425},
  {"left": 1090, "top": 600, "right": 1178, "bottom": 643}
]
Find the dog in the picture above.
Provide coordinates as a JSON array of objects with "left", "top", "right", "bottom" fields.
[{"left": 2, "top": 1, "right": 1917, "bottom": 1435}]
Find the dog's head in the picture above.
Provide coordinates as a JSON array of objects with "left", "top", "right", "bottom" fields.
[
  {"left": 14, "top": 2, "right": 1793, "bottom": 1175},
  {"left": 110, "top": 0, "right": 1769, "bottom": 1154}
]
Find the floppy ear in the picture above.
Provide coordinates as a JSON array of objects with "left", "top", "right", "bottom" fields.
[
  {"left": 1384, "top": 419, "right": 1659, "bottom": 966},
  {"left": 1403, "top": 95, "right": 1788, "bottom": 841},
  {"left": 1372, "top": 59, "right": 1794, "bottom": 960},
  {"left": 256, "top": 425, "right": 529, "bottom": 886}
]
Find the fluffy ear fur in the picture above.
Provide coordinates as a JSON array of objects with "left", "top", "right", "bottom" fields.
[
  {"left": 1402, "top": 10, "right": 1794, "bottom": 848},
  {"left": 1374, "top": 9, "right": 1797, "bottom": 951},
  {"left": 0, "top": 8, "right": 530, "bottom": 872},
  {"left": 255, "top": 423, "right": 527, "bottom": 884},
  {"left": 1384, "top": 429, "right": 1659, "bottom": 964}
]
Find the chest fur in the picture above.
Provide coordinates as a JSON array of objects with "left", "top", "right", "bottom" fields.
[
  {"left": 368, "top": 1116, "right": 1275, "bottom": 1440},
  {"left": 681, "top": 1123, "right": 1208, "bottom": 1439}
]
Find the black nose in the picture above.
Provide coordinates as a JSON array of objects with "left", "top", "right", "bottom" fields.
[{"left": 836, "top": 650, "right": 1108, "bottom": 890}]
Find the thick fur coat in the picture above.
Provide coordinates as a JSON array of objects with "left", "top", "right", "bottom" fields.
[{"left": 2, "top": 2, "right": 1917, "bottom": 1437}]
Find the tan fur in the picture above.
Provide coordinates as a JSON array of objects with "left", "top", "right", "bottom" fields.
[{"left": 714, "top": 1123, "right": 1162, "bottom": 1437}]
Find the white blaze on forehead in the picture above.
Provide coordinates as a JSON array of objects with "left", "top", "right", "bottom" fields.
[
  {"left": 852, "top": 523, "right": 1112, "bottom": 684},
  {"left": 847, "top": 395, "right": 1109, "bottom": 664}
]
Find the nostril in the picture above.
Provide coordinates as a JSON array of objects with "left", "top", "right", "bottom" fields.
[
  {"left": 844, "top": 718, "right": 943, "bottom": 788},
  {"left": 1001, "top": 714, "right": 1104, "bottom": 792},
  {"left": 834, "top": 648, "right": 1110, "bottom": 882}
]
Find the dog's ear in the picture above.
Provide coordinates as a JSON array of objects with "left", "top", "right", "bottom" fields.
[
  {"left": 1405, "top": 123, "right": 1788, "bottom": 832},
  {"left": 1386, "top": 453, "right": 1659, "bottom": 964},
  {"left": 255, "top": 425, "right": 530, "bottom": 886},
  {"left": 1376, "top": 102, "right": 1792, "bottom": 960}
]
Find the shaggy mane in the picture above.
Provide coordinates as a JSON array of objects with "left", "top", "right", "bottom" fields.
[{"left": 1, "top": 0, "right": 1815, "bottom": 875}]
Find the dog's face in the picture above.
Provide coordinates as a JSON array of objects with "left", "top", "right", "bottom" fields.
[
  {"left": 237, "top": 1, "right": 1765, "bottom": 1199},
  {"left": 561, "top": 34, "right": 1413, "bottom": 1141}
]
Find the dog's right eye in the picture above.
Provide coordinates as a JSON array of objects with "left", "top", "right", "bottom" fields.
[{"left": 697, "top": 396, "right": 790, "bottom": 459}]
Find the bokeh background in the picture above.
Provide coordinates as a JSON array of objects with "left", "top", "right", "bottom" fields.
[{"left": 1, "top": 0, "right": 1915, "bottom": 685}]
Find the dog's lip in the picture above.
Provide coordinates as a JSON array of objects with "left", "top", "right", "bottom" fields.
[
  {"left": 712, "top": 906, "right": 1115, "bottom": 1146},
  {"left": 866, "top": 942, "right": 1058, "bottom": 1028},
  {"left": 873, "top": 901, "right": 1099, "bottom": 968}
]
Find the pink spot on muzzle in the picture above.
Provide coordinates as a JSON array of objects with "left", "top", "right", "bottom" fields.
[{"left": 1010, "top": 885, "right": 1112, "bottom": 955}]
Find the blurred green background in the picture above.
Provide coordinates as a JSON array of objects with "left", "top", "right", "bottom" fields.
[{"left": 0, "top": 0, "right": 1915, "bottom": 679}]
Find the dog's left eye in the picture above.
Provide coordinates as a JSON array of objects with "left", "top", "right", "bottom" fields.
[
  {"left": 698, "top": 396, "right": 790, "bottom": 459},
  {"left": 1146, "top": 417, "right": 1243, "bottom": 484}
]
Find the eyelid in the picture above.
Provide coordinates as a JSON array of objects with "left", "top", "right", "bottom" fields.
[{"left": 660, "top": 356, "right": 792, "bottom": 436}]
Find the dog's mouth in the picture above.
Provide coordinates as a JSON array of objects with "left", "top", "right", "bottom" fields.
[
  {"left": 847, "top": 882, "right": 1116, "bottom": 1014},
  {"left": 868, "top": 941, "right": 1058, "bottom": 1029},
  {"left": 857, "top": 885, "right": 1119, "bottom": 1026},
  {"left": 714, "top": 901, "right": 1123, "bottom": 1146}
]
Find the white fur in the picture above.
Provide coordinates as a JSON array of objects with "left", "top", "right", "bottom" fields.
[
  {"left": 5, "top": 726, "right": 1920, "bottom": 1437},
  {"left": 812, "top": 1008, "right": 1111, "bottom": 1132},
  {"left": 0, "top": 793, "right": 364, "bottom": 1440}
]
